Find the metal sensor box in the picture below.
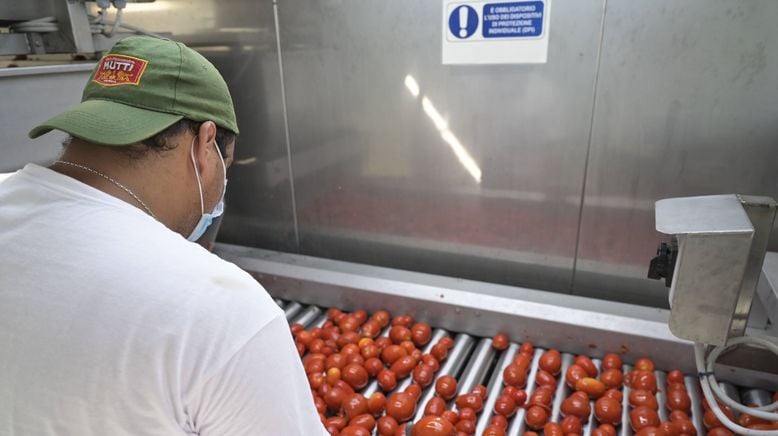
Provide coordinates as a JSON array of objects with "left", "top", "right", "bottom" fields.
[{"left": 654, "top": 194, "right": 776, "bottom": 346}]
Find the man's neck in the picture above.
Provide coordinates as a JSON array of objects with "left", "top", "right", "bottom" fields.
[{"left": 53, "top": 139, "right": 194, "bottom": 236}]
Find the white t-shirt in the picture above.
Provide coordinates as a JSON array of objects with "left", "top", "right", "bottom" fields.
[{"left": 0, "top": 164, "right": 326, "bottom": 436}]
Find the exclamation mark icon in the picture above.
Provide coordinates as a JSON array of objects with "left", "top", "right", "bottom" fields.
[{"left": 459, "top": 6, "right": 469, "bottom": 38}]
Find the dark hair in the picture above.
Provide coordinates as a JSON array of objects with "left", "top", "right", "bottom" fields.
[
  {"left": 61, "top": 119, "right": 237, "bottom": 159},
  {"left": 140, "top": 118, "right": 236, "bottom": 156}
]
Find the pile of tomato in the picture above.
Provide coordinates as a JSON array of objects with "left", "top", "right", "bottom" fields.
[{"left": 290, "top": 306, "right": 777, "bottom": 435}]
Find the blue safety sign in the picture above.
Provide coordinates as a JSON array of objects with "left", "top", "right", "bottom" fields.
[
  {"left": 442, "top": 0, "right": 551, "bottom": 64},
  {"left": 482, "top": 1, "right": 544, "bottom": 38},
  {"left": 448, "top": 5, "right": 479, "bottom": 39}
]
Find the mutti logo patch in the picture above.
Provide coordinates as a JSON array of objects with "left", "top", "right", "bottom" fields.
[{"left": 93, "top": 55, "right": 148, "bottom": 86}]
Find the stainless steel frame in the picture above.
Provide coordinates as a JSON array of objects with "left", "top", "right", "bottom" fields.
[
  {"left": 216, "top": 243, "right": 778, "bottom": 391},
  {"left": 217, "top": 243, "right": 692, "bottom": 370}
]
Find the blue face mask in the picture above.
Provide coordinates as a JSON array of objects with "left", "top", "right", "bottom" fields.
[{"left": 187, "top": 136, "right": 227, "bottom": 242}]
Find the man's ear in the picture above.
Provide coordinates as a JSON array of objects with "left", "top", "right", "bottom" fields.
[
  {"left": 192, "top": 121, "right": 218, "bottom": 176},
  {"left": 198, "top": 121, "right": 217, "bottom": 146}
]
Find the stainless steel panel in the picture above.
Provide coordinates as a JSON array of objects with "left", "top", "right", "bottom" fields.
[
  {"left": 731, "top": 196, "right": 777, "bottom": 337},
  {"left": 670, "top": 234, "right": 752, "bottom": 345},
  {"left": 52, "top": 0, "right": 95, "bottom": 54},
  {"left": 0, "top": 65, "right": 93, "bottom": 172},
  {"left": 0, "top": 34, "right": 30, "bottom": 56},
  {"left": 575, "top": 0, "right": 778, "bottom": 306},
  {"left": 277, "top": 0, "right": 606, "bottom": 292},
  {"left": 0, "top": 0, "right": 56, "bottom": 23},
  {"left": 758, "top": 252, "right": 778, "bottom": 327}
]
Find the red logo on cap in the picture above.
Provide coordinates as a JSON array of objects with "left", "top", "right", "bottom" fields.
[{"left": 93, "top": 54, "right": 149, "bottom": 86}]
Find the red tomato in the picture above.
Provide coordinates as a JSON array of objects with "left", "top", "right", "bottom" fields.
[
  {"left": 435, "top": 375, "right": 458, "bottom": 401},
  {"left": 410, "top": 322, "right": 432, "bottom": 347},
  {"left": 492, "top": 333, "right": 510, "bottom": 351},
  {"left": 377, "top": 369, "right": 397, "bottom": 392},
  {"left": 575, "top": 355, "right": 598, "bottom": 377},
  {"left": 471, "top": 384, "right": 488, "bottom": 400},
  {"left": 493, "top": 394, "right": 518, "bottom": 417},
  {"left": 412, "top": 364, "right": 436, "bottom": 388},
  {"left": 576, "top": 377, "right": 607, "bottom": 398},
  {"left": 630, "top": 406, "right": 661, "bottom": 431},
  {"left": 628, "top": 370, "right": 658, "bottom": 393},
  {"left": 601, "top": 353, "right": 623, "bottom": 371},
  {"left": 385, "top": 392, "right": 417, "bottom": 422},
  {"left": 629, "top": 389, "right": 659, "bottom": 410},
  {"left": 565, "top": 364, "right": 588, "bottom": 388},
  {"left": 367, "top": 392, "right": 386, "bottom": 416},
  {"left": 560, "top": 415, "right": 582, "bottom": 434},
  {"left": 594, "top": 396, "right": 623, "bottom": 425},
  {"left": 666, "top": 388, "right": 691, "bottom": 413},
  {"left": 519, "top": 342, "right": 534, "bottom": 355},
  {"left": 342, "top": 363, "right": 369, "bottom": 390},
  {"left": 535, "top": 369, "right": 557, "bottom": 387},
  {"left": 482, "top": 425, "right": 506, "bottom": 436},
  {"left": 634, "top": 358, "right": 655, "bottom": 372},
  {"left": 410, "top": 416, "right": 456, "bottom": 436},
  {"left": 593, "top": 424, "right": 617, "bottom": 436},
  {"left": 666, "top": 369, "right": 684, "bottom": 384},
  {"left": 424, "top": 397, "right": 447, "bottom": 417},
  {"left": 489, "top": 414, "right": 508, "bottom": 429},
  {"left": 503, "top": 364, "right": 528, "bottom": 388},
  {"left": 539, "top": 349, "right": 562, "bottom": 375},
  {"left": 524, "top": 405, "right": 550, "bottom": 430},
  {"left": 454, "top": 393, "right": 484, "bottom": 413},
  {"left": 561, "top": 392, "right": 592, "bottom": 419},
  {"left": 600, "top": 368, "right": 623, "bottom": 389},
  {"left": 342, "top": 393, "right": 369, "bottom": 421},
  {"left": 349, "top": 414, "right": 376, "bottom": 432},
  {"left": 543, "top": 422, "right": 564, "bottom": 436}
]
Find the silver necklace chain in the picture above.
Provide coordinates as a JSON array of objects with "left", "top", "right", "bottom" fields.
[{"left": 54, "top": 160, "right": 156, "bottom": 219}]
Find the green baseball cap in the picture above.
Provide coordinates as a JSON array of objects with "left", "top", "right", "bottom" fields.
[{"left": 29, "top": 36, "right": 238, "bottom": 145}]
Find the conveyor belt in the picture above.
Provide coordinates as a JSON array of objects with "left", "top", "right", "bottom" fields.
[{"left": 278, "top": 299, "right": 770, "bottom": 435}]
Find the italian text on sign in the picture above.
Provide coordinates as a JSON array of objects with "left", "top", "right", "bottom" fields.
[{"left": 482, "top": 2, "right": 544, "bottom": 38}]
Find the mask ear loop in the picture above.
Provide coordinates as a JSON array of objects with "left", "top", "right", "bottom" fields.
[
  {"left": 214, "top": 139, "right": 227, "bottom": 193},
  {"left": 190, "top": 135, "right": 205, "bottom": 215}
]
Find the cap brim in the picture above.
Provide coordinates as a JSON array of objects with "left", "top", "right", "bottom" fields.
[{"left": 28, "top": 99, "right": 183, "bottom": 146}]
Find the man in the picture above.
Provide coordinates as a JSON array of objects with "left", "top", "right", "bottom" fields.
[{"left": 0, "top": 36, "right": 326, "bottom": 435}]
